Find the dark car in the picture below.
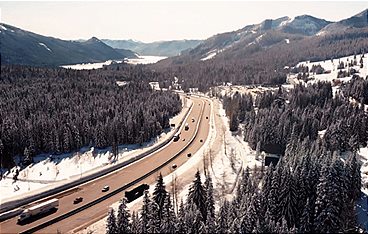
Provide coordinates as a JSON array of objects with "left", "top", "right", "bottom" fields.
[
  {"left": 73, "top": 197, "right": 83, "bottom": 204},
  {"left": 172, "top": 164, "right": 177, "bottom": 169},
  {"left": 187, "top": 153, "right": 192, "bottom": 157}
]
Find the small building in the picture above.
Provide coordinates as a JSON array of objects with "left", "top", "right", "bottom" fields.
[{"left": 265, "top": 154, "right": 281, "bottom": 167}]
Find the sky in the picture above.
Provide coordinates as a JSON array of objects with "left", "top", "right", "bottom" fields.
[{"left": 0, "top": 1, "right": 367, "bottom": 42}]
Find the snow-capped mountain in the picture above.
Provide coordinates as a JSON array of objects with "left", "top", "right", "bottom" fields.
[
  {"left": 156, "top": 9, "right": 367, "bottom": 65},
  {"left": 0, "top": 24, "right": 137, "bottom": 66}
]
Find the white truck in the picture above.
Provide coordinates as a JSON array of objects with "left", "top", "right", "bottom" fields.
[{"left": 18, "top": 198, "right": 59, "bottom": 223}]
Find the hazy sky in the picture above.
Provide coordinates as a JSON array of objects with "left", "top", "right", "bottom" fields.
[{"left": 0, "top": 1, "right": 367, "bottom": 42}]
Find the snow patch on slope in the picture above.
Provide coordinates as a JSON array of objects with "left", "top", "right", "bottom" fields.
[
  {"left": 0, "top": 25, "right": 7, "bottom": 31},
  {"left": 38, "top": 42, "right": 52, "bottom": 52},
  {"left": 201, "top": 50, "right": 218, "bottom": 61}
]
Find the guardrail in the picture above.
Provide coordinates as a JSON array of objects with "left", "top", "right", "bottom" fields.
[
  {"left": 20, "top": 99, "right": 207, "bottom": 234},
  {"left": 0, "top": 98, "right": 193, "bottom": 219}
]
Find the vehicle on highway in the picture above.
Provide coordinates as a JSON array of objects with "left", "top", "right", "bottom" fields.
[
  {"left": 185, "top": 123, "right": 189, "bottom": 131},
  {"left": 206, "top": 116, "right": 209, "bottom": 119},
  {"left": 200, "top": 139, "right": 203, "bottom": 143},
  {"left": 17, "top": 198, "right": 59, "bottom": 223},
  {"left": 73, "top": 197, "right": 83, "bottom": 204},
  {"left": 173, "top": 133, "right": 180, "bottom": 142},
  {"left": 125, "top": 184, "right": 149, "bottom": 203},
  {"left": 187, "top": 153, "right": 192, "bottom": 157},
  {"left": 102, "top": 185, "right": 110, "bottom": 192},
  {"left": 192, "top": 118, "right": 195, "bottom": 122},
  {"left": 172, "top": 164, "right": 177, "bottom": 169}
]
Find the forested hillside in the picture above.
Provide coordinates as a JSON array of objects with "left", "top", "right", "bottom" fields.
[
  {"left": 152, "top": 28, "right": 368, "bottom": 92},
  {"left": 0, "top": 66, "right": 182, "bottom": 168},
  {"left": 222, "top": 82, "right": 368, "bottom": 155}
]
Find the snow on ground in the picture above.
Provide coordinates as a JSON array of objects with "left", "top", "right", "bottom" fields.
[
  {"left": 0, "top": 97, "right": 192, "bottom": 204},
  {"left": 61, "top": 60, "right": 123, "bottom": 70},
  {"left": 79, "top": 96, "right": 261, "bottom": 234},
  {"left": 201, "top": 50, "right": 218, "bottom": 61},
  {"left": 0, "top": 24, "right": 7, "bottom": 31},
  {"left": 38, "top": 42, "right": 52, "bottom": 52},
  {"left": 289, "top": 53, "right": 368, "bottom": 86},
  {"left": 125, "top": 55, "right": 166, "bottom": 65},
  {"left": 285, "top": 38, "right": 290, "bottom": 44},
  {"left": 359, "top": 147, "right": 368, "bottom": 195}
]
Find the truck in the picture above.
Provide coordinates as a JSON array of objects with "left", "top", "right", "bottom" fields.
[
  {"left": 184, "top": 123, "right": 189, "bottom": 131},
  {"left": 173, "top": 133, "right": 180, "bottom": 142},
  {"left": 18, "top": 198, "right": 59, "bottom": 223},
  {"left": 125, "top": 184, "right": 149, "bottom": 203}
]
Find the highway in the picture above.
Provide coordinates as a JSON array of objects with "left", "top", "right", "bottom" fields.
[{"left": 0, "top": 95, "right": 211, "bottom": 233}]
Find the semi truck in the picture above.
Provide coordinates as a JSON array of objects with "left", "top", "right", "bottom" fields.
[
  {"left": 125, "top": 184, "right": 149, "bottom": 203},
  {"left": 18, "top": 198, "right": 59, "bottom": 223}
]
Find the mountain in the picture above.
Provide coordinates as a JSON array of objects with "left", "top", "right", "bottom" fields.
[
  {"left": 160, "top": 15, "right": 333, "bottom": 64},
  {"left": 321, "top": 9, "right": 368, "bottom": 34},
  {"left": 101, "top": 39, "right": 202, "bottom": 57},
  {"left": 0, "top": 23, "right": 137, "bottom": 66}
]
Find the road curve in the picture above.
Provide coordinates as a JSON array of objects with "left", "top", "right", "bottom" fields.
[{"left": 0, "top": 95, "right": 211, "bottom": 233}]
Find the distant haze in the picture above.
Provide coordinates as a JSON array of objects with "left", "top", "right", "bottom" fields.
[{"left": 0, "top": 1, "right": 367, "bottom": 42}]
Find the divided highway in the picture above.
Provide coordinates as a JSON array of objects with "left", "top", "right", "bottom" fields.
[{"left": 0, "top": 95, "right": 211, "bottom": 233}]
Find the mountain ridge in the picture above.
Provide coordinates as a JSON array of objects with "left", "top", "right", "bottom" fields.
[{"left": 0, "top": 23, "right": 137, "bottom": 66}]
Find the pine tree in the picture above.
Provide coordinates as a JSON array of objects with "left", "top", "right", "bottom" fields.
[
  {"left": 130, "top": 211, "right": 140, "bottom": 234},
  {"left": 106, "top": 208, "right": 118, "bottom": 234},
  {"left": 139, "top": 191, "right": 151, "bottom": 233},
  {"left": 187, "top": 170, "right": 206, "bottom": 221},
  {"left": 116, "top": 198, "right": 131, "bottom": 234},
  {"left": 177, "top": 200, "right": 187, "bottom": 233},
  {"left": 205, "top": 175, "right": 215, "bottom": 228},
  {"left": 153, "top": 173, "right": 168, "bottom": 223},
  {"left": 279, "top": 167, "right": 298, "bottom": 228},
  {"left": 314, "top": 162, "right": 343, "bottom": 233},
  {"left": 160, "top": 194, "right": 176, "bottom": 233},
  {"left": 299, "top": 198, "right": 313, "bottom": 233},
  {"left": 216, "top": 200, "right": 230, "bottom": 233}
]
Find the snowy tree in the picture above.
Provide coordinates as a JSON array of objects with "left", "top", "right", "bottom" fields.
[
  {"left": 216, "top": 200, "right": 231, "bottom": 233},
  {"left": 139, "top": 191, "right": 151, "bottom": 233},
  {"left": 130, "top": 211, "right": 140, "bottom": 234},
  {"left": 153, "top": 173, "right": 168, "bottom": 222},
  {"left": 187, "top": 170, "right": 206, "bottom": 221},
  {"left": 205, "top": 175, "right": 215, "bottom": 227},
  {"left": 106, "top": 208, "right": 118, "bottom": 234},
  {"left": 116, "top": 198, "right": 130, "bottom": 234},
  {"left": 160, "top": 194, "right": 176, "bottom": 233},
  {"left": 299, "top": 198, "right": 314, "bottom": 233}
]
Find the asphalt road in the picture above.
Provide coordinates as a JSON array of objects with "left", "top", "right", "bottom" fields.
[{"left": 0, "top": 95, "right": 211, "bottom": 233}]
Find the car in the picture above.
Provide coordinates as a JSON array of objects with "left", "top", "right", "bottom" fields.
[
  {"left": 191, "top": 118, "right": 195, "bottom": 122},
  {"left": 172, "top": 164, "right": 177, "bottom": 169},
  {"left": 206, "top": 116, "right": 209, "bottom": 119},
  {"left": 187, "top": 153, "right": 192, "bottom": 157},
  {"left": 182, "top": 138, "right": 185, "bottom": 141},
  {"left": 200, "top": 139, "right": 203, "bottom": 143},
  {"left": 73, "top": 197, "right": 83, "bottom": 204},
  {"left": 102, "top": 185, "right": 110, "bottom": 192}
]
